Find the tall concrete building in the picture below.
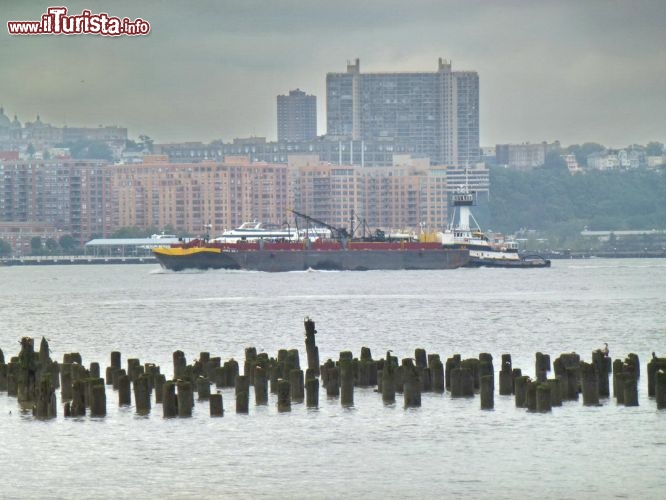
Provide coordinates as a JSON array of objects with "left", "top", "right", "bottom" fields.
[
  {"left": 326, "top": 59, "right": 479, "bottom": 166},
  {"left": 277, "top": 89, "right": 317, "bottom": 142}
]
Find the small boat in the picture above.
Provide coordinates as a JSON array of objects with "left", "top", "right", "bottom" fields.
[{"left": 441, "top": 185, "right": 550, "bottom": 268}]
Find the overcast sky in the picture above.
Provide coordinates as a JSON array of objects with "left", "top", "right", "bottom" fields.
[{"left": 1, "top": 0, "right": 664, "bottom": 147}]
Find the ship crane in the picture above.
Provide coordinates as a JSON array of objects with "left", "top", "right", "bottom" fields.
[{"left": 289, "top": 209, "right": 350, "bottom": 241}]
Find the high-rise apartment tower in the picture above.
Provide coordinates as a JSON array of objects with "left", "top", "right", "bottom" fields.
[
  {"left": 277, "top": 89, "right": 317, "bottom": 142},
  {"left": 326, "top": 59, "right": 479, "bottom": 166}
]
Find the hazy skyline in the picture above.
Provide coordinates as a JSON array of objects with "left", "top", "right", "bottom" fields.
[{"left": 1, "top": 0, "right": 664, "bottom": 148}]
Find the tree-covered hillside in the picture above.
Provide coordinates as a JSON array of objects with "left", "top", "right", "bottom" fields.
[{"left": 488, "top": 167, "right": 666, "bottom": 237}]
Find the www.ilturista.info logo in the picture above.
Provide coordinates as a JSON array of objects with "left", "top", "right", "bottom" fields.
[{"left": 7, "top": 7, "right": 150, "bottom": 36}]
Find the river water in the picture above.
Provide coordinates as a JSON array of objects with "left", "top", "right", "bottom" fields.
[{"left": 1, "top": 260, "right": 665, "bottom": 499}]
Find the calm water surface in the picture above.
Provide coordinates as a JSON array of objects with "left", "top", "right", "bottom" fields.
[{"left": 1, "top": 259, "right": 665, "bottom": 499}]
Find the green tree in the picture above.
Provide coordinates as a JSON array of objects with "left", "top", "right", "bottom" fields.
[
  {"left": 30, "top": 236, "right": 42, "bottom": 255},
  {"left": 58, "top": 234, "right": 78, "bottom": 253},
  {"left": 0, "top": 239, "right": 12, "bottom": 257},
  {"left": 45, "top": 238, "right": 59, "bottom": 253},
  {"left": 138, "top": 134, "right": 154, "bottom": 153},
  {"left": 646, "top": 141, "right": 664, "bottom": 156}
]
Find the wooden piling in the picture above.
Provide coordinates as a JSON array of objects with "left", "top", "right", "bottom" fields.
[
  {"left": 154, "top": 373, "right": 166, "bottom": 404},
  {"left": 623, "top": 373, "right": 639, "bottom": 407},
  {"left": 647, "top": 356, "right": 666, "bottom": 397},
  {"left": 110, "top": 351, "right": 121, "bottom": 370},
  {"left": 89, "top": 362, "right": 101, "bottom": 380},
  {"left": 70, "top": 379, "right": 86, "bottom": 416},
  {"left": 235, "top": 375, "right": 249, "bottom": 414},
  {"left": 592, "top": 350, "right": 610, "bottom": 397},
  {"left": 525, "top": 380, "right": 537, "bottom": 412},
  {"left": 118, "top": 373, "right": 131, "bottom": 406},
  {"left": 304, "top": 317, "right": 320, "bottom": 376},
  {"left": 536, "top": 384, "right": 552, "bottom": 413},
  {"left": 254, "top": 366, "right": 268, "bottom": 405},
  {"left": 60, "top": 363, "right": 72, "bottom": 400},
  {"left": 514, "top": 375, "right": 529, "bottom": 408},
  {"left": 277, "top": 379, "right": 291, "bottom": 412},
  {"left": 546, "top": 379, "right": 562, "bottom": 407},
  {"left": 173, "top": 351, "right": 187, "bottom": 380},
  {"left": 431, "top": 357, "right": 445, "bottom": 393},
  {"left": 382, "top": 352, "right": 396, "bottom": 404},
  {"left": 177, "top": 380, "right": 193, "bottom": 417},
  {"left": 196, "top": 376, "right": 211, "bottom": 400},
  {"left": 480, "top": 375, "right": 493, "bottom": 410},
  {"left": 244, "top": 347, "right": 257, "bottom": 385},
  {"left": 581, "top": 361, "right": 600, "bottom": 406},
  {"left": 209, "top": 393, "right": 224, "bottom": 416},
  {"left": 340, "top": 359, "right": 354, "bottom": 407},
  {"left": 402, "top": 358, "right": 421, "bottom": 408},
  {"left": 451, "top": 367, "right": 474, "bottom": 398},
  {"left": 655, "top": 370, "right": 666, "bottom": 410},
  {"left": 289, "top": 369, "right": 304, "bottom": 404},
  {"left": 90, "top": 381, "right": 106, "bottom": 417},
  {"left": 306, "top": 376, "right": 319, "bottom": 408},
  {"left": 33, "top": 374, "right": 57, "bottom": 419},
  {"left": 326, "top": 366, "right": 340, "bottom": 397},
  {"left": 162, "top": 381, "right": 177, "bottom": 418}
]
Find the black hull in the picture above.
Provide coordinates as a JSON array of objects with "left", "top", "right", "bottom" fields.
[
  {"left": 465, "top": 257, "right": 551, "bottom": 268},
  {"left": 155, "top": 248, "right": 469, "bottom": 272}
]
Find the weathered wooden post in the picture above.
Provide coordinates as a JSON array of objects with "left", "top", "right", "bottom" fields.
[
  {"left": 7, "top": 361, "right": 18, "bottom": 397},
  {"left": 498, "top": 354, "right": 512, "bottom": 395},
  {"left": 514, "top": 375, "right": 529, "bottom": 408},
  {"left": 382, "top": 352, "right": 396, "bottom": 404},
  {"left": 70, "top": 379, "right": 86, "bottom": 416},
  {"left": 177, "top": 380, "right": 193, "bottom": 417},
  {"left": 646, "top": 355, "right": 666, "bottom": 397},
  {"left": 60, "top": 363, "right": 73, "bottom": 400},
  {"left": 277, "top": 379, "right": 291, "bottom": 412},
  {"left": 340, "top": 358, "right": 354, "bottom": 407},
  {"left": 461, "top": 358, "right": 480, "bottom": 391},
  {"left": 89, "top": 362, "right": 101, "bottom": 380},
  {"left": 90, "top": 380, "right": 106, "bottom": 417},
  {"left": 535, "top": 352, "right": 551, "bottom": 381},
  {"left": 269, "top": 359, "right": 280, "bottom": 394},
  {"left": 127, "top": 358, "right": 141, "bottom": 383},
  {"left": 480, "top": 375, "right": 493, "bottom": 410},
  {"left": 565, "top": 367, "right": 579, "bottom": 401},
  {"left": 451, "top": 367, "right": 474, "bottom": 398},
  {"left": 33, "top": 374, "right": 57, "bottom": 419},
  {"left": 235, "top": 375, "right": 249, "bottom": 414},
  {"left": 445, "top": 355, "right": 461, "bottom": 391},
  {"left": 525, "top": 380, "right": 537, "bottom": 412},
  {"left": 415, "top": 348, "right": 427, "bottom": 369},
  {"left": 289, "top": 369, "right": 304, "bottom": 404},
  {"left": 206, "top": 357, "right": 221, "bottom": 380},
  {"left": 431, "top": 356, "right": 445, "bottom": 394},
  {"left": 162, "top": 380, "right": 178, "bottom": 418},
  {"left": 402, "top": 358, "right": 421, "bottom": 408},
  {"left": 327, "top": 366, "right": 340, "bottom": 397},
  {"left": 592, "top": 350, "right": 610, "bottom": 397},
  {"left": 118, "top": 372, "right": 131, "bottom": 406},
  {"left": 0, "top": 363, "right": 7, "bottom": 392},
  {"left": 479, "top": 353, "right": 494, "bottom": 392},
  {"left": 225, "top": 358, "right": 239, "bottom": 388},
  {"left": 623, "top": 372, "right": 639, "bottom": 407},
  {"left": 173, "top": 350, "right": 187, "bottom": 380},
  {"left": 128, "top": 374, "right": 150, "bottom": 415},
  {"left": 244, "top": 347, "right": 257, "bottom": 385},
  {"left": 17, "top": 337, "right": 38, "bottom": 403},
  {"left": 536, "top": 383, "right": 552, "bottom": 413},
  {"left": 306, "top": 376, "right": 319, "bottom": 408},
  {"left": 196, "top": 376, "right": 211, "bottom": 400},
  {"left": 581, "top": 361, "right": 600, "bottom": 406},
  {"left": 627, "top": 353, "right": 640, "bottom": 379},
  {"left": 546, "top": 379, "right": 562, "bottom": 407},
  {"left": 254, "top": 366, "right": 268, "bottom": 405},
  {"left": 304, "top": 317, "right": 320, "bottom": 376},
  {"left": 209, "top": 393, "right": 224, "bottom": 416},
  {"left": 154, "top": 373, "right": 166, "bottom": 404},
  {"left": 655, "top": 369, "right": 666, "bottom": 410}
]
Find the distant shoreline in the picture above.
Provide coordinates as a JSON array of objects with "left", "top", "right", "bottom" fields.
[{"left": 1, "top": 252, "right": 665, "bottom": 267}]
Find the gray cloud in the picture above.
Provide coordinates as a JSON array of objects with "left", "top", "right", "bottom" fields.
[{"left": 1, "top": 0, "right": 664, "bottom": 147}]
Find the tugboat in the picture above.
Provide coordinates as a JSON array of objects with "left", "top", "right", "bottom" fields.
[{"left": 441, "top": 185, "right": 550, "bottom": 268}]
